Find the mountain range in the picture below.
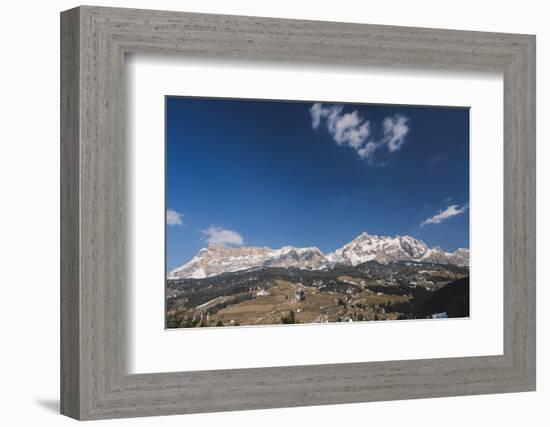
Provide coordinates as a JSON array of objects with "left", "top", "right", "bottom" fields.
[{"left": 168, "top": 232, "right": 469, "bottom": 279}]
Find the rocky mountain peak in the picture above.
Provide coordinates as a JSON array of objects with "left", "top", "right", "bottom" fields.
[{"left": 169, "top": 232, "right": 469, "bottom": 279}]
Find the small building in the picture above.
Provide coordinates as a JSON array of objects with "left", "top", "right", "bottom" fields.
[
  {"left": 428, "top": 312, "right": 448, "bottom": 319},
  {"left": 256, "top": 289, "right": 270, "bottom": 297}
]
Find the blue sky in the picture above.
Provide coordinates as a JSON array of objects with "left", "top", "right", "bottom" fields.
[{"left": 166, "top": 97, "right": 469, "bottom": 270}]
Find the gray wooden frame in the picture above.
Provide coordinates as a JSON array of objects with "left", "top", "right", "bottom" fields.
[{"left": 61, "top": 5, "right": 536, "bottom": 420}]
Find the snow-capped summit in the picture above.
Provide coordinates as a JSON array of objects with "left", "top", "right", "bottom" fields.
[
  {"left": 327, "top": 233, "right": 433, "bottom": 265},
  {"left": 264, "top": 246, "right": 328, "bottom": 269},
  {"left": 398, "top": 235, "right": 430, "bottom": 259},
  {"left": 168, "top": 244, "right": 329, "bottom": 279},
  {"left": 327, "top": 233, "right": 468, "bottom": 267},
  {"left": 169, "top": 232, "right": 469, "bottom": 279}
]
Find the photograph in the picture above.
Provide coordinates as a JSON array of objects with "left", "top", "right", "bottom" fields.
[{"left": 165, "top": 97, "right": 470, "bottom": 329}]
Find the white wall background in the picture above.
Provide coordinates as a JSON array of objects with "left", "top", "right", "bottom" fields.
[{"left": 0, "top": 0, "right": 546, "bottom": 425}]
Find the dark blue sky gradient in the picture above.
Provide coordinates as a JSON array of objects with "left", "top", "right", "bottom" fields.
[{"left": 166, "top": 97, "right": 469, "bottom": 270}]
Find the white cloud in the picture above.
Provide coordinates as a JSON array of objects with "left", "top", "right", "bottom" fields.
[
  {"left": 421, "top": 204, "right": 468, "bottom": 226},
  {"left": 310, "top": 102, "right": 324, "bottom": 130},
  {"left": 357, "top": 142, "right": 378, "bottom": 160},
  {"left": 383, "top": 114, "right": 410, "bottom": 152},
  {"left": 202, "top": 226, "right": 244, "bottom": 246},
  {"left": 310, "top": 103, "right": 409, "bottom": 162},
  {"left": 166, "top": 209, "right": 184, "bottom": 226},
  {"left": 310, "top": 103, "right": 370, "bottom": 149}
]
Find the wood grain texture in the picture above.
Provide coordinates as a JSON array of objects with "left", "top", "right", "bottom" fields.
[
  {"left": 60, "top": 5, "right": 536, "bottom": 420},
  {"left": 60, "top": 7, "right": 80, "bottom": 419}
]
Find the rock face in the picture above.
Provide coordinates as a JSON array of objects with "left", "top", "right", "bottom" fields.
[
  {"left": 169, "top": 232, "right": 469, "bottom": 279},
  {"left": 263, "top": 246, "right": 328, "bottom": 270},
  {"left": 327, "top": 232, "right": 469, "bottom": 267},
  {"left": 168, "top": 245, "right": 329, "bottom": 279}
]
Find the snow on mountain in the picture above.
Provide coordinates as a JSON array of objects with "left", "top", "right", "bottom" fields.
[
  {"left": 168, "top": 245, "right": 271, "bottom": 279},
  {"left": 168, "top": 244, "right": 329, "bottom": 279},
  {"left": 327, "top": 232, "right": 468, "bottom": 267},
  {"left": 327, "top": 232, "right": 427, "bottom": 265},
  {"left": 169, "top": 232, "right": 469, "bottom": 279},
  {"left": 263, "top": 246, "right": 328, "bottom": 270}
]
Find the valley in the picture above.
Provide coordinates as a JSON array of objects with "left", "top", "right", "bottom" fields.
[{"left": 166, "top": 260, "right": 469, "bottom": 328}]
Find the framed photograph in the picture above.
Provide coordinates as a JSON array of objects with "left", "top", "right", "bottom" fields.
[
  {"left": 164, "top": 97, "right": 471, "bottom": 329},
  {"left": 61, "top": 6, "right": 536, "bottom": 420}
]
